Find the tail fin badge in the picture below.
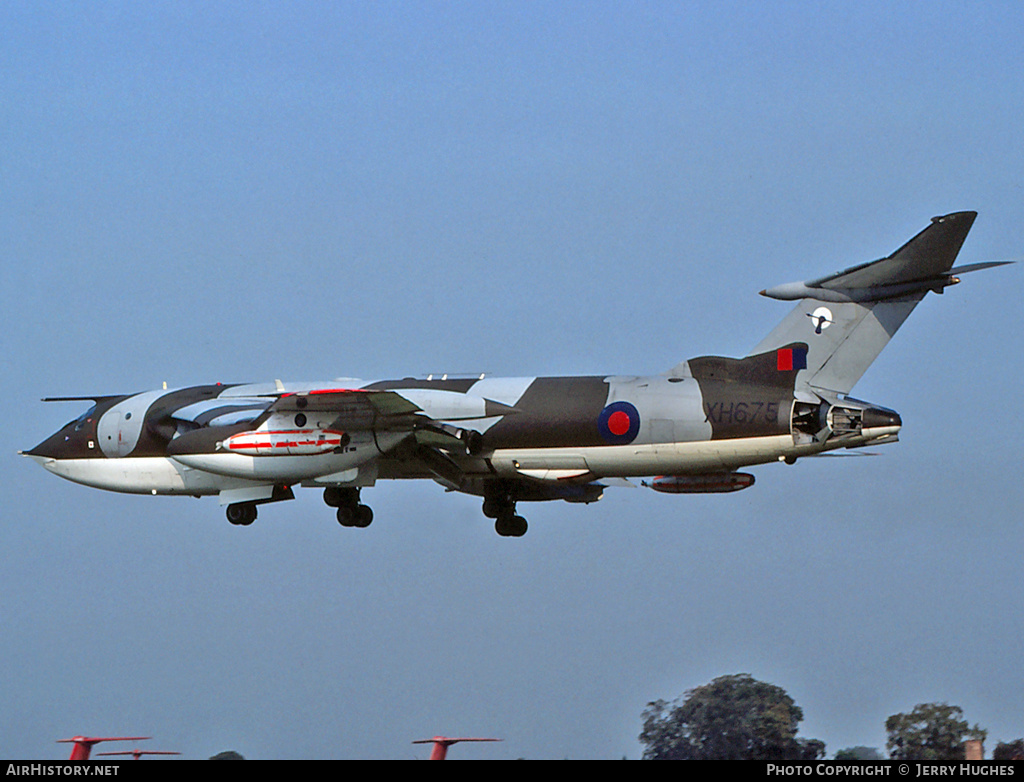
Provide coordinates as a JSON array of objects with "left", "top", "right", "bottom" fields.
[{"left": 808, "top": 306, "right": 834, "bottom": 333}]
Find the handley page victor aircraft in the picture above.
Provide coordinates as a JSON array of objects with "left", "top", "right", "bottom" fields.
[{"left": 23, "top": 212, "right": 1009, "bottom": 536}]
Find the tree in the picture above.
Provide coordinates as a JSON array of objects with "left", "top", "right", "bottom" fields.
[
  {"left": 835, "top": 746, "right": 884, "bottom": 761},
  {"left": 993, "top": 739, "right": 1024, "bottom": 761},
  {"left": 209, "top": 750, "right": 245, "bottom": 760},
  {"left": 639, "top": 673, "right": 826, "bottom": 760},
  {"left": 885, "top": 703, "right": 986, "bottom": 760}
]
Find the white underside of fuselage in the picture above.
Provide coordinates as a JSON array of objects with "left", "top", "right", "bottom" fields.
[
  {"left": 25, "top": 453, "right": 261, "bottom": 496},
  {"left": 25, "top": 425, "right": 899, "bottom": 498},
  {"left": 492, "top": 435, "right": 797, "bottom": 477}
]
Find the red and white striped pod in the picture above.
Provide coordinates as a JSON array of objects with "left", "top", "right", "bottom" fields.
[{"left": 222, "top": 428, "right": 348, "bottom": 457}]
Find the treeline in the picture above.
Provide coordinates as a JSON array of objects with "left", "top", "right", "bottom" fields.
[{"left": 639, "top": 673, "right": 1023, "bottom": 761}]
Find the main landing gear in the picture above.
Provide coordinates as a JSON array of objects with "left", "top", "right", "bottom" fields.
[
  {"left": 324, "top": 487, "right": 373, "bottom": 528},
  {"left": 482, "top": 495, "right": 528, "bottom": 537},
  {"left": 227, "top": 487, "right": 528, "bottom": 537},
  {"left": 225, "top": 502, "right": 257, "bottom": 526}
]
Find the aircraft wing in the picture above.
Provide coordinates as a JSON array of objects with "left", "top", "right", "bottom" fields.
[
  {"left": 268, "top": 388, "right": 422, "bottom": 430},
  {"left": 268, "top": 386, "right": 516, "bottom": 437}
]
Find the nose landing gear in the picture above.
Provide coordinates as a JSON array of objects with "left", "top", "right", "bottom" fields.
[
  {"left": 225, "top": 502, "right": 257, "bottom": 526},
  {"left": 223, "top": 485, "right": 295, "bottom": 527}
]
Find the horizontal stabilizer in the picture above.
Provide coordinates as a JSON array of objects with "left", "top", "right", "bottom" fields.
[
  {"left": 42, "top": 395, "right": 124, "bottom": 404},
  {"left": 949, "top": 260, "right": 1016, "bottom": 275},
  {"left": 760, "top": 212, "right": 990, "bottom": 303},
  {"left": 810, "top": 211, "right": 976, "bottom": 287}
]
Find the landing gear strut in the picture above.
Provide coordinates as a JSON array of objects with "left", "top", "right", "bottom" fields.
[
  {"left": 324, "top": 487, "right": 373, "bottom": 528},
  {"left": 483, "top": 494, "right": 528, "bottom": 537}
]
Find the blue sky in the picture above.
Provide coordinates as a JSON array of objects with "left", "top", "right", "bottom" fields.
[{"left": 2, "top": 1, "right": 1022, "bottom": 759}]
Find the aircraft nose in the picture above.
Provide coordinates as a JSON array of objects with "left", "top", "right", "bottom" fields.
[
  {"left": 20, "top": 451, "right": 59, "bottom": 473},
  {"left": 23, "top": 421, "right": 98, "bottom": 460},
  {"left": 21, "top": 435, "right": 67, "bottom": 460}
]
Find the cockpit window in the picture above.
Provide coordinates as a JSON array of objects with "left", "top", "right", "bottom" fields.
[{"left": 71, "top": 404, "right": 97, "bottom": 432}]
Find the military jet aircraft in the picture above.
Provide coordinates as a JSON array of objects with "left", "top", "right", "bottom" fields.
[{"left": 23, "top": 212, "right": 1007, "bottom": 536}]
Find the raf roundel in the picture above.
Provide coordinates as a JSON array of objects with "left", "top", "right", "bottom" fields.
[{"left": 597, "top": 401, "right": 641, "bottom": 445}]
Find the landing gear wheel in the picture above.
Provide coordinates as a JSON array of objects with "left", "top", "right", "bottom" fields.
[
  {"left": 482, "top": 497, "right": 505, "bottom": 519},
  {"left": 495, "top": 513, "right": 528, "bottom": 537},
  {"left": 226, "top": 502, "right": 257, "bottom": 526},
  {"left": 354, "top": 504, "right": 373, "bottom": 528},
  {"left": 462, "top": 430, "right": 484, "bottom": 455},
  {"left": 337, "top": 504, "right": 373, "bottom": 528}
]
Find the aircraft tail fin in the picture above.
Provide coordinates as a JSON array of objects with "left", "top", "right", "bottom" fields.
[{"left": 747, "top": 211, "right": 1001, "bottom": 395}]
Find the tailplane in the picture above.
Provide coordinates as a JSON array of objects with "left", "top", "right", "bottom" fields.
[{"left": 748, "top": 211, "right": 1006, "bottom": 395}]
